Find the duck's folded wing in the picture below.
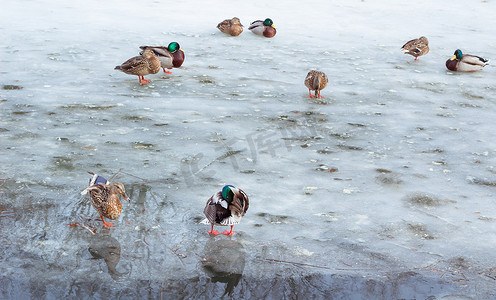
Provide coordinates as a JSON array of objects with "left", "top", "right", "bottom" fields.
[
  {"left": 248, "top": 20, "right": 263, "bottom": 30},
  {"left": 119, "top": 56, "right": 145, "bottom": 71},
  {"left": 140, "top": 46, "right": 172, "bottom": 58},
  {"left": 203, "top": 196, "right": 217, "bottom": 224},
  {"left": 234, "top": 188, "right": 249, "bottom": 215},
  {"left": 464, "top": 55, "right": 489, "bottom": 66}
]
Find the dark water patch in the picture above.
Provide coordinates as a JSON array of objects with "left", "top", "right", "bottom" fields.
[
  {"left": 122, "top": 115, "right": 151, "bottom": 121},
  {"left": 51, "top": 156, "right": 77, "bottom": 171},
  {"left": 60, "top": 104, "right": 117, "bottom": 111},
  {"left": 0, "top": 128, "right": 9, "bottom": 132},
  {"left": 329, "top": 132, "right": 352, "bottom": 140},
  {"left": 257, "top": 212, "right": 290, "bottom": 224},
  {"left": 407, "top": 223, "right": 435, "bottom": 240},
  {"left": 240, "top": 169, "right": 255, "bottom": 174},
  {"left": 197, "top": 75, "right": 216, "bottom": 84},
  {"left": 132, "top": 142, "right": 156, "bottom": 150},
  {"left": 337, "top": 144, "right": 363, "bottom": 151},
  {"left": 347, "top": 123, "right": 366, "bottom": 127},
  {"left": 467, "top": 177, "right": 496, "bottom": 187},
  {"left": 0, "top": 270, "right": 462, "bottom": 299},
  {"left": 404, "top": 192, "right": 455, "bottom": 208},
  {"left": 478, "top": 215, "right": 494, "bottom": 221},
  {"left": 302, "top": 111, "right": 328, "bottom": 123},
  {"left": 317, "top": 147, "right": 335, "bottom": 154},
  {"left": 376, "top": 173, "right": 402, "bottom": 185},
  {"left": 11, "top": 131, "right": 40, "bottom": 140},
  {"left": 3, "top": 84, "right": 23, "bottom": 90},
  {"left": 462, "top": 92, "right": 484, "bottom": 100},
  {"left": 436, "top": 112, "right": 455, "bottom": 118},
  {"left": 12, "top": 111, "right": 32, "bottom": 115},
  {"left": 310, "top": 99, "right": 330, "bottom": 105},
  {"left": 56, "top": 137, "right": 72, "bottom": 143},
  {"left": 458, "top": 102, "right": 482, "bottom": 108},
  {"left": 376, "top": 168, "right": 392, "bottom": 173},
  {"left": 421, "top": 148, "right": 444, "bottom": 154}
]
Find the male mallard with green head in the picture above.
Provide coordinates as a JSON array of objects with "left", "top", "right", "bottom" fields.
[
  {"left": 139, "top": 42, "right": 185, "bottom": 74},
  {"left": 81, "top": 172, "right": 130, "bottom": 228},
  {"left": 305, "top": 70, "right": 328, "bottom": 98},
  {"left": 446, "top": 49, "right": 489, "bottom": 72},
  {"left": 217, "top": 17, "right": 243, "bottom": 36},
  {"left": 202, "top": 185, "right": 249, "bottom": 236},
  {"left": 249, "top": 18, "right": 276, "bottom": 38},
  {"left": 401, "top": 36, "right": 429, "bottom": 60},
  {"left": 114, "top": 49, "right": 161, "bottom": 85}
]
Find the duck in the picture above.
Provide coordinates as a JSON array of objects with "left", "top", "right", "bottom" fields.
[
  {"left": 202, "top": 185, "right": 249, "bottom": 236},
  {"left": 446, "top": 49, "right": 489, "bottom": 72},
  {"left": 81, "top": 172, "right": 129, "bottom": 228},
  {"left": 401, "top": 36, "right": 429, "bottom": 60},
  {"left": 248, "top": 18, "right": 276, "bottom": 38},
  {"left": 217, "top": 17, "right": 243, "bottom": 36},
  {"left": 114, "top": 49, "right": 161, "bottom": 85},
  {"left": 139, "top": 42, "right": 185, "bottom": 74},
  {"left": 304, "top": 70, "right": 328, "bottom": 98}
]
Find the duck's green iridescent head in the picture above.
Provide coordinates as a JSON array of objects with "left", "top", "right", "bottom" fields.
[
  {"left": 453, "top": 49, "right": 463, "bottom": 60},
  {"left": 263, "top": 18, "right": 273, "bottom": 27},
  {"left": 168, "top": 42, "right": 180, "bottom": 53},
  {"left": 222, "top": 185, "right": 236, "bottom": 203}
]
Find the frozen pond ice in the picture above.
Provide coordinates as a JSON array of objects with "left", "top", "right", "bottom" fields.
[{"left": 1, "top": 0, "right": 496, "bottom": 298}]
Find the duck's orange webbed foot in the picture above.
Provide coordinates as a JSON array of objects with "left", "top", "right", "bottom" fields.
[
  {"left": 163, "top": 68, "right": 173, "bottom": 74},
  {"left": 317, "top": 91, "right": 325, "bottom": 98},
  {"left": 208, "top": 224, "right": 220, "bottom": 235},
  {"left": 139, "top": 76, "right": 151, "bottom": 85},
  {"left": 101, "top": 216, "right": 115, "bottom": 228},
  {"left": 308, "top": 90, "right": 315, "bottom": 98},
  {"left": 222, "top": 225, "right": 235, "bottom": 236}
]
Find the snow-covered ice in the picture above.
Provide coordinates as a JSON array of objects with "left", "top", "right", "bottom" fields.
[{"left": 1, "top": 0, "right": 496, "bottom": 298}]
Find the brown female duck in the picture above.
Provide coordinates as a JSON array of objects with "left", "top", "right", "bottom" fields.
[
  {"left": 114, "top": 49, "right": 161, "bottom": 84},
  {"left": 217, "top": 17, "right": 243, "bottom": 36},
  {"left": 401, "top": 36, "right": 429, "bottom": 60},
  {"left": 82, "top": 173, "right": 129, "bottom": 228},
  {"left": 202, "top": 185, "right": 249, "bottom": 236},
  {"left": 304, "top": 70, "right": 328, "bottom": 98}
]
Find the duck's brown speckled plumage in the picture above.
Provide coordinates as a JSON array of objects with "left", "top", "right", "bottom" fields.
[
  {"left": 401, "top": 36, "right": 429, "bottom": 60},
  {"left": 114, "top": 49, "right": 161, "bottom": 84},
  {"left": 217, "top": 17, "right": 243, "bottom": 36},
  {"left": 304, "top": 70, "right": 328, "bottom": 98},
  {"left": 86, "top": 182, "right": 128, "bottom": 224}
]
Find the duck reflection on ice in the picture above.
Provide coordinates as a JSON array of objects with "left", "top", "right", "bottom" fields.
[
  {"left": 88, "top": 234, "right": 128, "bottom": 281},
  {"left": 201, "top": 238, "right": 246, "bottom": 297}
]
